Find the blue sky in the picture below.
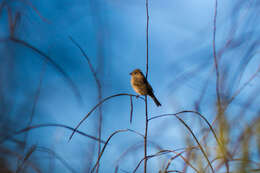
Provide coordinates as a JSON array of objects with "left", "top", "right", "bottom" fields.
[{"left": 1, "top": 0, "right": 260, "bottom": 172}]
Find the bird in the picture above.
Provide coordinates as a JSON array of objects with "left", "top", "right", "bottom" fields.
[{"left": 130, "top": 69, "right": 161, "bottom": 107}]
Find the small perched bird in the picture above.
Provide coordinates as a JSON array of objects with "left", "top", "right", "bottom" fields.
[{"left": 130, "top": 69, "right": 161, "bottom": 107}]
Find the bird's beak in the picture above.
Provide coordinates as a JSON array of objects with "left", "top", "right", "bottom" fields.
[{"left": 129, "top": 72, "right": 132, "bottom": 75}]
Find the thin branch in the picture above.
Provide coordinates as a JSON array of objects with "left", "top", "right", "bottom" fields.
[
  {"left": 145, "top": 0, "right": 149, "bottom": 79},
  {"left": 130, "top": 96, "right": 133, "bottom": 123},
  {"left": 144, "top": 96, "right": 148, "bottom": 173},
  {"left": 144, "top": 1, "right": 149, "bottom": 171}
]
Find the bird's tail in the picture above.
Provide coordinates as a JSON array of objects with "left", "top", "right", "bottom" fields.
[{"left": 149, "top": 93, "right": 161, "bottom": 107}]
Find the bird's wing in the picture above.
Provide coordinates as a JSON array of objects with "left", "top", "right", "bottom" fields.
[{"left": 143, "top": 77, "right": 154, "bottom": 93}]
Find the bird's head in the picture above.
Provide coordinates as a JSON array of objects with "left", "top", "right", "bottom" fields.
[{"left": 130, "top": 69, "right": 144, "bottom": 78}]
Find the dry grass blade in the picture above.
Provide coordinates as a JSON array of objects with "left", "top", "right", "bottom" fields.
[
  {"left": 114, "top": 144, "right": 140, "bottom": 172},
  {"left": 7, "top": 6, "right": 21, "bottom": 37},
  {"left": 0, "top": 147, "right": 41, "bottom": 173},
  {"left": 14, "top": 145, "right": 77, "bottom": 173},
  {"left": 127, "top": 129, "right": 144, "bottom": 138},
  {"left": 13, "top": 12, "right": 21, "bottom": 35},
  {"left": 90, "top": 129, "right": 129, "bottom": 173},
  {"left": 229, "top": 158, "right": 260, "bottom": 167},
  {"left": 24, "top": 63, "right": 45, "bottom": 148},
  {"left": 7, "top": 7, "right": 13, "bottom": 35},
  {"left": 179, "top": 151, "right": 200, "bottom": 173},
  {"left": 164, "top": 151, "right": 186, "bottom": 170},
  {"left": 120, "top": 169, "right": 130, "bottom": 173},
  {"left": 114, "top": 166, "right": 119, "bottom": 173},
  {"left": 0, "top": 1, "right": 6, "bottom": 15},
  {"left": 133, "top": 152, "right": 160, "bottom": 173},
  {"left": 16, "top": 145, "right": 37, "bottom": 173},
  {"left": 114, "top": 140, "right": 164, "bottom": 172},
  {"left": 134, "top": 148, "right": 199, "bottom": 173},
  {"left": 37, "top": 146, "right": 77, "bottom": 173},
  {"left": 21, "top": 0, "right": 50, "bottom": 23},
  {"left": 69, "top": 93, "right": 144, "bottom": 141},
  {"left": 133, "top": 150, "right": 182, "bottom": 173},
  {"left": 213, "top": 0, "right": 221, "bottom": 108},
  {"left": 149, "top": 111, "right": 222, "bottom": 148},
  {"left": 9, "top": 37, "right": 83, "bottom": 104},
  {"left": 92, "top": 129, "right": 147, "bottom": 173},
  {"left": 10, "top": 12, "right": 20, "bottom": 37},
  {"left": 164, "top": 147, "right": 199, "bottom": 172},
  {"left": 228, "top": 65, "right": 260, "bottom": 106},
  {"left": 69, "top": 34, "right": 103, "bottom": 173},
  {"left": 0, "top": 124, "right": 105, "bottom": 144},
  {"left": 69, "top": 36, "right": 99, "bottom": 85},
  {"left": 29, "top": 63, "right": 45, "bottom": 123},
  {"left": 149, "top": 112, "right": 215, "bottom": 173},
  {"left": 174, "top": 115, "right": 215, "bottom": 173}
]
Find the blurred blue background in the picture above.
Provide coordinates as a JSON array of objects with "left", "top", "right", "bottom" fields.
[{"left": 0, "top": 0, "right": 259, "bottom": 172}]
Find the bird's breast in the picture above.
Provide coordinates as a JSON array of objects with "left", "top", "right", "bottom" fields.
[{"left": 131, "top": 77, "right": 148, "bottom": 95}]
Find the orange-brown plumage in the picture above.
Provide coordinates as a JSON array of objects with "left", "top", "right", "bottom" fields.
[{"left": 130, "top": 69, "right": 161, "bottom": 107}]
